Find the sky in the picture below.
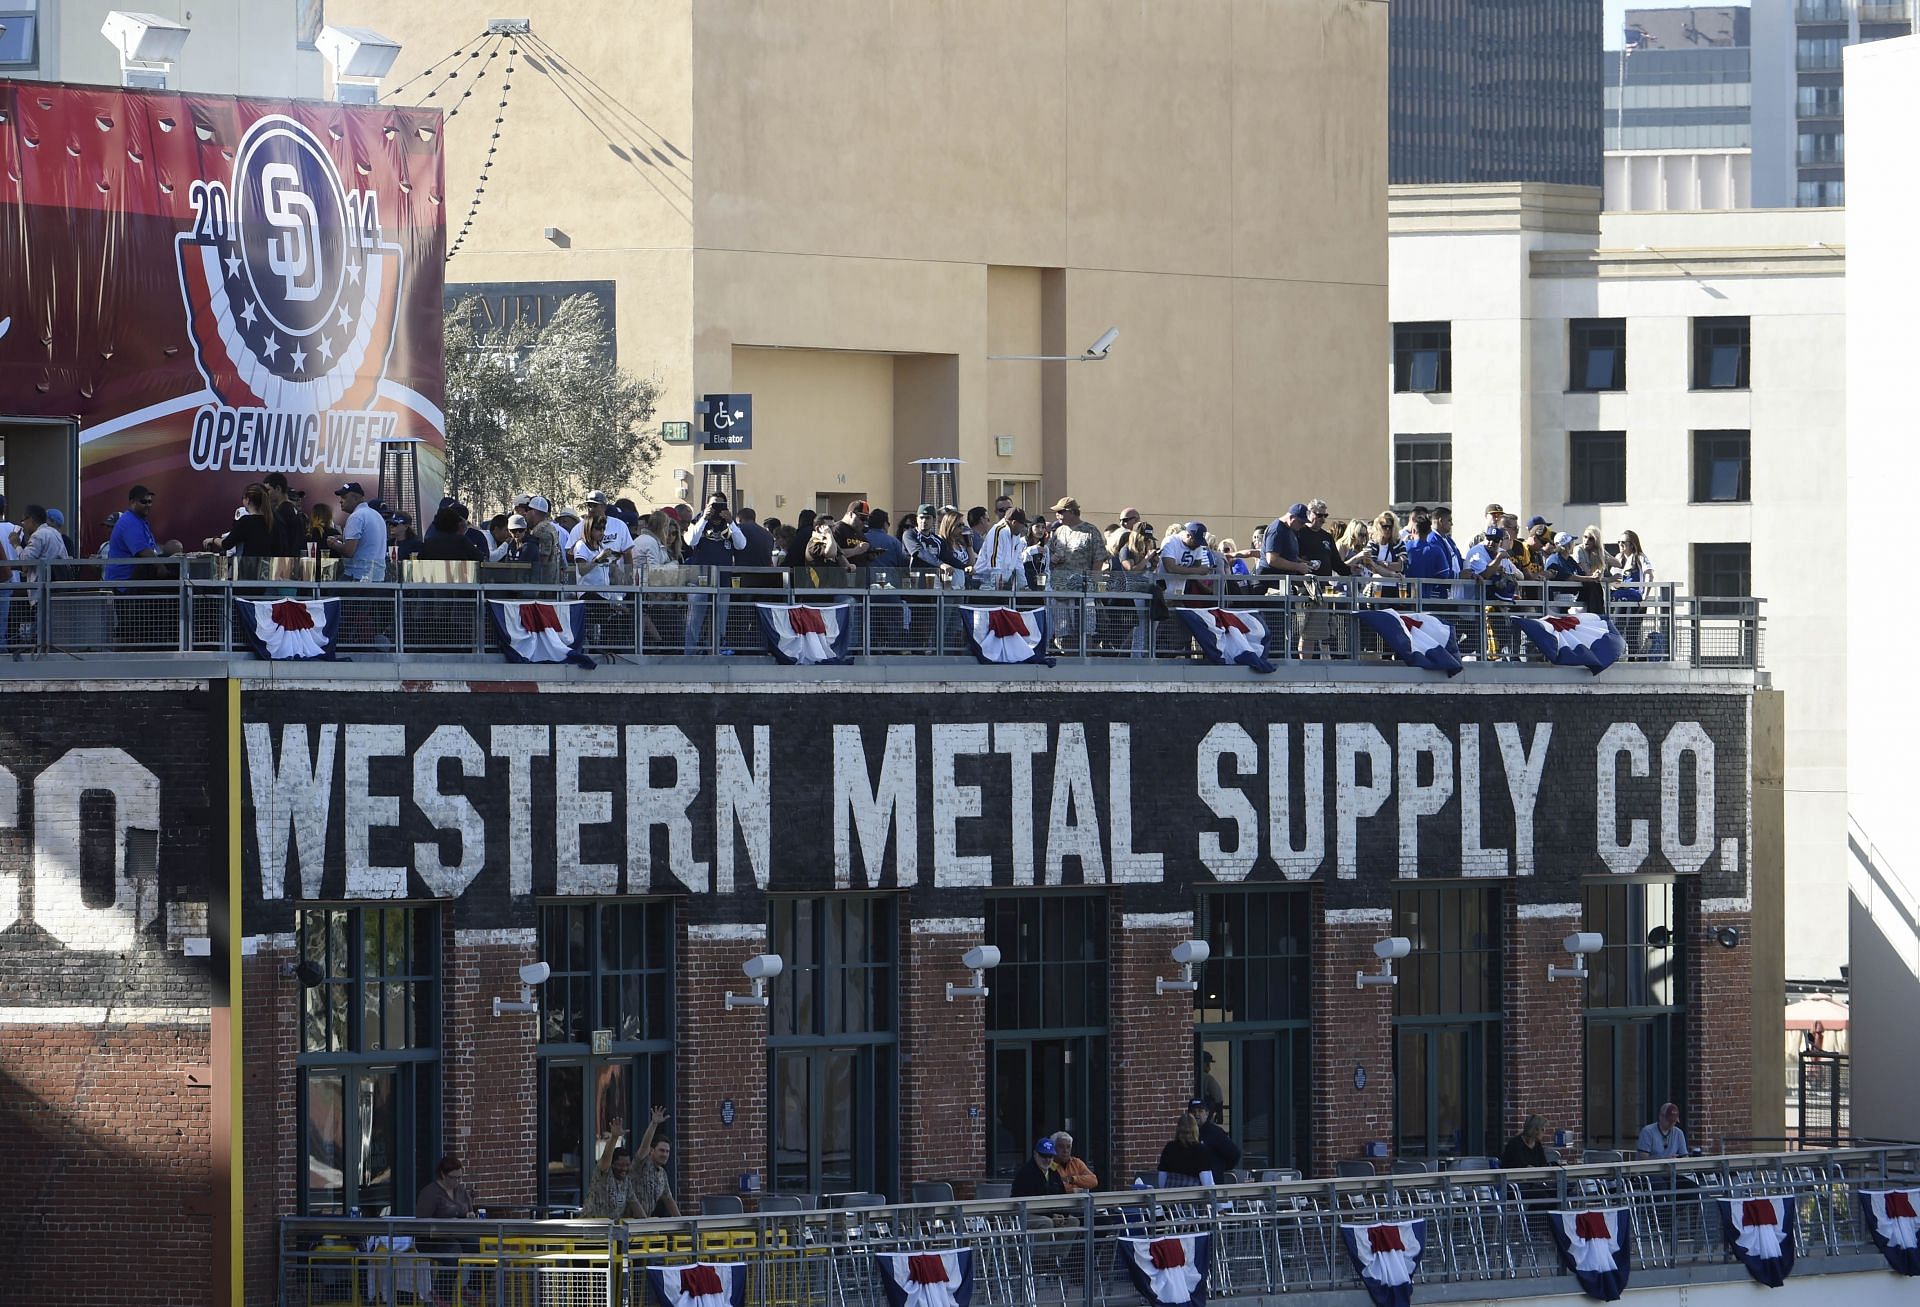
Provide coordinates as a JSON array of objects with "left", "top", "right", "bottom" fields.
[{"left": 1607, "top": 0, "right": 1751, "bottom": 49}]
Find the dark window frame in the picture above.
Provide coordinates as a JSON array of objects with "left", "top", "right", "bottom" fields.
[
  {"left": 1691, "top": 430, "right": 1751, "bottom": 503},
  {"left": 1569, "top": 430, "right": 1629, "bottom": 505},
  {"left": 535, "top": 899, "right": 677, "bottom": 1213},
  {"left": 1582, "top": 878, "right": 1687, "bottom": 1152},
  {"left": 0, "top": 10, "right": 38, "bottom": 67},
  {"left": 1692, "top": 317, "right": 1751, "bottom": 390},
  {"left": 1194, "top": 889, "right": 1313, "bottom": 1173},
  {"left": 296, "top": 906, "right": 440, "bottom": 1217},
  {"left": 1394, "top": 321, "right": 1453, "bottom": 395},
  {"left": 767, "top": 895, "right": 899, "bottom": 1199},
  {"left": 1393, "top": 436, "right": 1453, "bottom": 512},
  {"left": 1568, "top": 318, "right": 1628, "bottom": 392},
  {"left": 1393, "top": 885, "right": 1503, "bottom": 1162}
]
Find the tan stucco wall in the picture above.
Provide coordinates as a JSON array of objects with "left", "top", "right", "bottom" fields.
[{"left": 333, "top": 0, "right": 1388, "bottom": 534}]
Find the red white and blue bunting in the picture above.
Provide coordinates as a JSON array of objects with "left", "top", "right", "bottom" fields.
[
  {"left": 876, "top": 1249, "right": 975, "bottom": 1307},
  {"left": 1357, "top": 610, "right": 1463, "bottom": 676},
  {"left": 490, "top": 600, "right": 596, "bottom": 668},
  {"left": 1549, "top": 1209, "right": 1631, "bottom": 1301},
  {"left": 234, "top": 598, "right": 340, "bottom": 661},
  {"left": 1720, "top": 1196, "right": 1796, "bottom": 1287},
  {"left": 646, "top": 1261, "right": 748, "bottom": 1307},
  {"left": 959, "top": 606, "right": 1054, "bottom": 665},
  {"left": 1861, "top": 1189, "right": 1920, "bottom": 1276},
  {"left": 1339, "top": 1221, "right": 1426, "bottom": 1307},
  {"left": 1176, "top": 608, "right": 1274, "bottom": 674},
  {"left": 756, "top": 603, "right": 853, "bottom": 665},
  {"left": 1116, "top": 1234, "right": 1210, "bottom": 1307},
  {"left": 1513, "top": 610, "right": 1627, "bottom": 674}
]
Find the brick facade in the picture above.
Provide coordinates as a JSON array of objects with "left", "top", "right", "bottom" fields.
[
  {"left": 1312, "top": 911, "right": 1399, "bottom": 1170},
  {"left": 899, "top": 919, "right": 987, "bottom": 1193},
  {"left": 1502, "top": 905, "right": 1587, "bottom": 1150},
  {"left": 242, "top": 946, "right": 298, "bottom": 1307},
  {"left": 673, "top": 925, "right": 771, "bottom": 1206},
  {"left": 1108, "top": 911, "right": 1201, "bottom": 1184},
  {"left": 1689, "top": 903, "right": 1756, "bottom": 1153},
  {"left": 441, "top": 930, "right": 541, "bottom": 1212}
]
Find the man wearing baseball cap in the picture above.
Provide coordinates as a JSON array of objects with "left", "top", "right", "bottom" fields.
[
  {"left": 521, "top": 496, "right": 565, "bottom": 585},
  {"left": 1011, "top": 1135, "right": 1066, "bottom": 1199},
  {"left": 326, "top": 482, "right": 387, "bottom": 581}
]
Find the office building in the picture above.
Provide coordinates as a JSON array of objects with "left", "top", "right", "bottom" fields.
[
  {"left": 0, "top": 0, "right": 324, "bottom": 96},
  {"left": 1753, "top": 0, "right": 1914, "bottom": 207},
  {"left": 1606, "top": 6, "right": 1753, "bottom": 209},
  {"left": 1391, "top": 0, "right": 1605, "bottom": 188},
  {"left": 1389, "top": 182, "right": 1843, "bottom": 983}
]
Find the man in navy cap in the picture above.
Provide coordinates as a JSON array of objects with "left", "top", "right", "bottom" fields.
[
  {"left": 1011, "top": 1136, "right": 1067, "bottom": 1199},
  {"left": 326, "top": 482, "right": 387, "bottom": 581}
]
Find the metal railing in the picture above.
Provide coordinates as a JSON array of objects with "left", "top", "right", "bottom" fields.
[
  {"left": 5, "top": 558, "right": 1764, "bottom": 671},
  {"left": 278, "top": 1146, "right": 1916, "bottom": 1306}
]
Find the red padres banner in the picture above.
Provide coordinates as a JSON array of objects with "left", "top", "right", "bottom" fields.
[{"left": 0, "top": 80, "right": 444, "bottom": 545}]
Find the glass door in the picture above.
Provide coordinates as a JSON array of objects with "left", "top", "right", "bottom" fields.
[
  {"left": 771, "top": 1047, "right": 877, "bottom": 1197},
  {"left": 986, "top": 1036, "right": 1108, "bottom": 1180},
  {"left": 1196, "top": 1033, "right": 1307, "bottom": 1173},
  {"left": 539, "top": 1055, "right": 664, "bottom": 1212},
  {"left": 1396, "top": 1024, "right": 1489, "bottom": 1160}
]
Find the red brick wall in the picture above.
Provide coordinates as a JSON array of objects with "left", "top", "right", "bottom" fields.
[
  {"left": 242, "top": 945, "right": 298, "bottom": 1307},
  {"left": 0, "top": 1020, "right": 213, "bottom": 1307},
  {"left": 1107, "top": 911, "right": 1197, "bottom": 1185},
  {"left": 1503, "top": 905, "right": 1586, "bottom": 1150},
  {"left": 674, "top": 925, "right": 770, "bottom": 1205},
  {"left": 1689, "top": 903, "right": 1755, "bottom": 1153},
  {"left": 441, "top": 929, "right": 539, "bottom": 1212},
  {"left": 899, "top": 920, "right": 986, "bottom": 1193},
  {"left": 1312, "top": 908, "right": 1397, "bottom": 1173}
]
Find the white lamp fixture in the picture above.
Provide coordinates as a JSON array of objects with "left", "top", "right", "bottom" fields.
[
  {"left": 726, "top": 954, "right": 784, "bottom": 1011},
  {"left": 1356, "top": 937, "right": 1411, "bottom": 989},
  {"left": 946, "top": 945, "right": 1001, "bottom": 1002},
  {"left": 318, "top": 25, "right": 403, "bottom": 104},
  {"left": 989, "top": 327, "right": 1120, "bottom": 363},
  {"left": 1549, "top": 932, "right": 1604, "bottom": 983},
  {"left": 1156, "top": 939, "right": 1211, "bottom": 995},
  {"left": 493, "top": 961, "right": 550, "bottom": 1016},
  {"left": 101, "top": 11, "right": 190, "bottom": 89}
]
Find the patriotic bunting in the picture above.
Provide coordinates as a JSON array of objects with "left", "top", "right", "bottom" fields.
[
  {"left": 959, "top": 606, "right": 1054, "bottom": 666},
  {"left": 1861, "top": 1190, "right": 1920, "bottom": 1276},
  {"left": 647, "top": 1262, "right": 748, "bottom": 1307},
  {"left": 1721, "top": 1196, "right": 1796, "bottom": 1287},
  {"left": 490, "top": 600, "right": 597, "bottom": 668},
  {"left": 234, "top": 598, "right": 341, "bottom": 660},
  {"left": 756, "top": 603, "right": 853, "bottom": 665},
  {"left": 876, "top": 1249, "right": 975, "bottom": 1307},
  {"left": 1356, "top": 610, "right": 1463, "bottom": 676},
  {"left": 1116, "top": 1234, "right": 1210, "bottom": 1307},
  {"left": 1339, "top": 1221, "right": 1427, "bottom": 1307},
  {"left": 1176, "top": 608, "right": 1275, "bottom": 674},
  {"left": 1513, "top": 610, "right": 1627, "bottom": 674},
  {"left": 1549, "top": 1209, "right": 1632, "bottom": 1301}
]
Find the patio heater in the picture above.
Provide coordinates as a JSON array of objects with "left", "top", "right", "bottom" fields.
[
  {"left": 376, "top": 435, "right": 424, "bottom": 524},
  {"left": 693, "top": 459, "right": 741, "bottom": 508},
  {"left": 911, "top": 457, "right": 963, "bottom": 511}
]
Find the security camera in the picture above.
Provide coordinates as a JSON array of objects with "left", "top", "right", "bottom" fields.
[
  {"left": 1171, "top": 940, "right": 1212, "bottom": 967},
  {"left": 494, "top": 961, "right": 549, "bottom": 1016},
  {"left": 962, "top": 945, "right": 1002, "bottom": 972},
  {"left": 1562, "top": 933, "right": 1604, "bottom": 957},
  {"left": 519, "top": 961, "right": 551, "bottom": 987},
  {"left": 742, "top": 953, "right": 785, "bottom": 981},
  {"left": 1086, "top": 327, "right": 1121, "bottom": 358},
  {"left": 1374, "top": 937, "right": 1412, "bottom": 961}
]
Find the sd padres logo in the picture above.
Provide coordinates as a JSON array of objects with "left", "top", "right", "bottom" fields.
[{"left": 177, "top": 114, "right": 404, "bottom": 474}]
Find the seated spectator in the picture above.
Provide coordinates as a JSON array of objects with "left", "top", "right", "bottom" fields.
[
  {"left": 1636, "top": 1103, "right": 1688, "bottom": 1159},
  {"left": 1012, "top": 1137, "right": 1067, "bottom": 1199},
  {"left": 1050, "top": 1132, "right": 1099, "bottom": 1192},
  {"left": 1156, "top": 1113, "right": 1217, "bottom": 1185},
  {"left": 1500, "top": 1115, "right": 1555, "bottom": 1169}
]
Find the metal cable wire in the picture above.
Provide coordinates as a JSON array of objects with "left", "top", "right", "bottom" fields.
[
  {"left": 447, "top": 43, "right": 518, "bottom": 261},
  {"left": 380, "top": 30, "right": 495, "bottom": 104}
]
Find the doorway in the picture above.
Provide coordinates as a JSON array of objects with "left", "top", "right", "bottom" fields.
[
  {"left": 988, "top": 1035, "right": 1108, "bottom": 1182},
  {"left": 0, "top": 417, "right": 79, "bottom": 542}
]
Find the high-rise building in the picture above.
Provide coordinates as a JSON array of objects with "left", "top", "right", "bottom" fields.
[
  {"left": 1605, "top": 7, "right": 1754, "bottom": 210},
  {"left": 1752, "top": 0, "right": 1914, "bottom": 207},
  {"left": 1391, "top": 0, "right": 1605, "bottom": 187}
]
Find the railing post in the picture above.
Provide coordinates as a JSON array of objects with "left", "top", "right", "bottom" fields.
[{"left": 1083, "top": 1190, "right": 1097, "bottom": 1307}]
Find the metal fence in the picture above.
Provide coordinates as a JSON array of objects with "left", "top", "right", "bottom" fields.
[
  {"left": 10, "top": 558, "right": 1764, "bottom": 669},
  {"left": 279, "top": 1146, "right": 1913, "bottom": 1306}
]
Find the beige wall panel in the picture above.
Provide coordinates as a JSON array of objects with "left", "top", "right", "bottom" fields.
[
  {"left": 1231, "top": 276, "right": 1389, "bottom": 526},
  {"left": 985, "top": 268, "right": 1047, "bottom": 485},
  {"left": 691, "top": 1, "right": 1068, "bottom": 267},
  {"left": 727, "top": 348, "right": 895, "bottom": 520},
  {"left": 1061, "top": 0, "right": 1234, "bottom": 276},
  {"left": 1229, "top": 0, "right": 1389, "bottom": 287}
]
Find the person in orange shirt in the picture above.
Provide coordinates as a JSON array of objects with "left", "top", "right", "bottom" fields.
[{"left": 1050, "top": 1131, "right": 1100, "bottom": 1191}]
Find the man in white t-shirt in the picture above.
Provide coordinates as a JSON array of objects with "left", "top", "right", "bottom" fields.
[{"left": 327, "top": 482, "right": 388, "bottom": 582}]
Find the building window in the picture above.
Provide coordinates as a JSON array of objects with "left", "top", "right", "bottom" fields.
[
  {"left": 1393, "top": 322, "right": 1452, "bottom": 394},
  {"left": 296, "top": 0, "right": 326, "bottom": 49},
  {"left": 537, "top": 901, "right": 675, "bottom": 1213},
  {"left": 1797, "top": 179, "right": 1845, "bottom": 207},
  {"left": 1692, "top": 543, "right": 1751, "bottom": 599},
  {"left": 1692, "top": 317, "right": 1750, "bottom": 390},
  {"left": 1393, "top": 437, "right": 1452, "bottom": 510},
  {"left": 1194, "top": 890, "right": 1312, "bottom": 1173},
  {"left": 768, "top": 896, "right": 898, "bottom": 1198},
  {"left": 298, "top": 907, "right": 439, "bottom": 1216},
  {"left": 1796, "top": 132, "right": 1845, "bottom": 167},
  {"left": 1394, "top": 887, "right": 1502, "bottom": 1161},
  {"left": 1583, "top": 880, "right": 1685, "bottom": 1152},
  {"left": 0, "top": 9, "right": 37, "bottom": 67},
  {"left": 986, "top": 894, "right": 1110, "bottom": 1182},
  {"left": 1691, "top": 431, "right": 1750, "bottom": 503},
  {"left": 1568, "top": 318, "right": 1627, "bottom": 392},
  {"left": 1569, "top": 431, "right": 1628, "bottom": 504},
  {"left": 1796, "top": 84, "right": 1844, "bottom": 118}
]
